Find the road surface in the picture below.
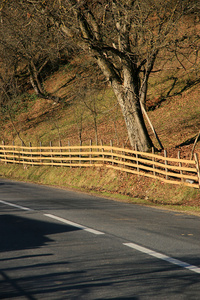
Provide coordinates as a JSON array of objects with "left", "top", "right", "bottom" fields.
[{"left": 0, "top": 178, "right": 200, "bottom": 299}]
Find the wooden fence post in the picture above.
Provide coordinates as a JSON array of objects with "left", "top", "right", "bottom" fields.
[
  {"left": 90, "top": 139, "right": 92, "bottom": 165},
  {"left": 152, "top": 147, "right": 155, "bottom": 176},
  {"left": 110, "top": 140, "right": 114, "bottom": 165},
  {"left": 122, "top": 142, "right": 125, "bottom": 170},
  {"left": 164, "top": 150, "right": 168, "bottom": 180},
  {"left": 178, "top": 151, "right": 183, "bottom": 183},
  {"left": 50, "top": 141, "right": 53, "bottom": 166},
  {"left": 100, "top": 139, "right": 104, "bottom": 164},
  {"left": 59, "top": 140, "right": 63, "bottom": 166},
  {"left": 194, "top": 153, "right": 200, "bottom": 188},
  {"left": 29, "top": 142, "right": 33, "bottom": 167},
  {"left": 135, "top": 144, "right": 139, "bottom": 174},
  {"left": 79, "top": 140, "right": 82, "bottom": 167},
  {"left": 21, "top": 141, "right": 25, "bottom": 166},
  {"left": 68, "top": 141, "right": 71, "bottom": 168},
  {"left": 40, "top": 141, "right": 42, "bottom": 165},
  {"left": 12, "top": 141, "right": 15, "bottom": 164},
  {"left": 2, "top": 141, "right": 7, "bottom": 164}
]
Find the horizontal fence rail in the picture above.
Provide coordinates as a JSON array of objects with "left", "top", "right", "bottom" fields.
[{"left": 0, "top": 142, "right": 200, "bottom": 188}]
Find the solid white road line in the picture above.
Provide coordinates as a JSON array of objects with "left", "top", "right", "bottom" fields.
[
  {"left": 44, "top": 213, "right": 105, "bottom": 235},
  {"left": 124, "top": 242, "right": 200, "bottom": 274},
  {"left": 0, "top": 199, "right": 33, "bottom": 211}
]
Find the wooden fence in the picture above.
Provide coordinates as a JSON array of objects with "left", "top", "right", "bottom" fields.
[{"left": 0, "top": 141, "right": 200, "bottom": 188}]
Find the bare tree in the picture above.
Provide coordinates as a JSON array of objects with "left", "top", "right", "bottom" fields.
[
  {"left": 31, "top": 0, "right": 199, "bottom": 151},
  {"left": 0, "top": 0, "right": 71, "bottom": 102},
  {"left": 1, "top": 0, "right": 199, "bottom": 151}
]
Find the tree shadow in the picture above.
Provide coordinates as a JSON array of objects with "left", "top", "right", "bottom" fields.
[
  {"left": 176, "top": 133, "right": 200, "bottom": 148},
  {"left": 1, "top": 254, "right": 200, "bottom": 299},
  {"left": 0, "top": 214, "right": 80, "bottom": 252},
  {"left": 147, "top": 77, "right": 200, "bottom": 111},
  {"left": 172, "top": 77, "right": 200, "bottom": 96}
]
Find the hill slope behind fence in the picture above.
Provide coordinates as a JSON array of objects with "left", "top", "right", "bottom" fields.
[{"left": 0, "top": 141, "right": 200, "bottom": 189}]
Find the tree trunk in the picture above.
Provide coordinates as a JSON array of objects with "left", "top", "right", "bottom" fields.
[
  {"left": 95, "top": 55, "right": 153, "bottom": 152},
  {"left": 112, "top": 80, "right": 153, "bottom": 152},
  {"left": 29, "top": 64, "right": 44, "bottom": 96}
]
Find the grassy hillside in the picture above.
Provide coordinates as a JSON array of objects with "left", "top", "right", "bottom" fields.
[
  {"left": 1, "top": 53, "right": 200, "bottom": 154},
  {"left": 0, "top": 52, "right": 200, "bottom": 213}
]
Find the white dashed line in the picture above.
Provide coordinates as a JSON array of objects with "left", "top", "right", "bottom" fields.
[
  {"left": 0, "top": 199, "right": 33, "bottom": 211},
  {"left": 0, "top": 199, "right": 104, "bottom": 235},
  {"left": 44, "top": 213, "right": 105, "bottom": 235},
  {"left": 124, "top": 242, "right": 200, "bottom": 274}
]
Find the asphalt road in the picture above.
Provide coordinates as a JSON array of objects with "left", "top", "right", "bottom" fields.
[{"left": 0, "top": 178, "right": 200, "bottom": 299}]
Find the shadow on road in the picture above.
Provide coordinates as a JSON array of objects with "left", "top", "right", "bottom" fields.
[
  {"left": 0, "top": 214, "right": 80, "bottom": 252},
  {"left": 0, "top": 214, "right": 200, "bottom": 299},
  {"left": 0, "top": 189, "right": 200, "bottom": 299}
]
